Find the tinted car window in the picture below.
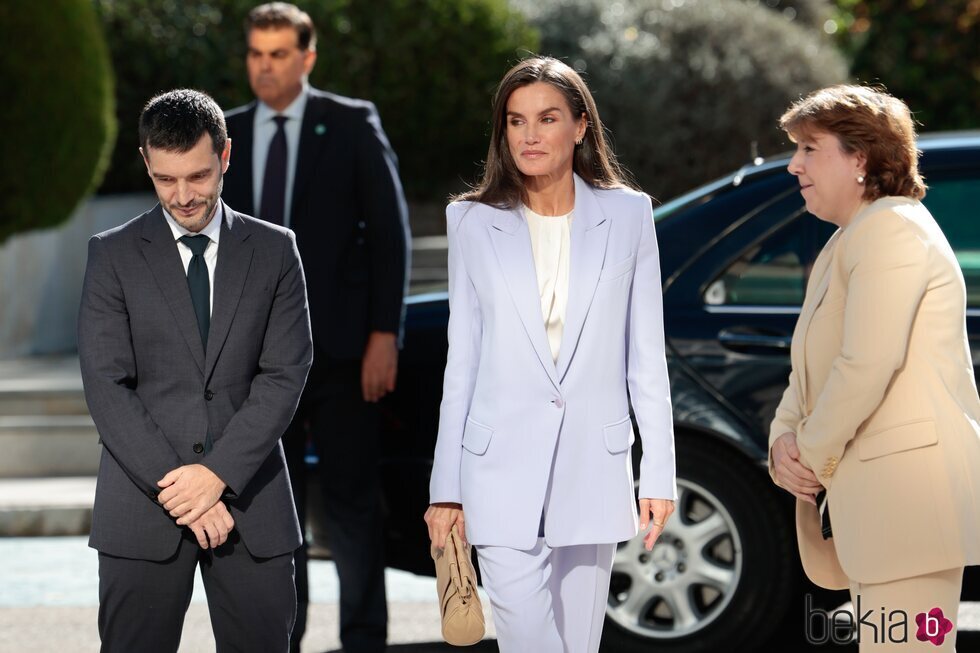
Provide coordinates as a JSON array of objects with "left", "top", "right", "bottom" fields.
[
  {"left": 705, "top": 173, "right": 979, "bottom": 308},
  {"left": 922, "top": 177, "right": 980, "bottom": 307},
  {"left": 703, "top": 217, "right": 835, "bottom": 306},
  {"left": 704, "top": 219, "right": 807, "bottom": 306}
]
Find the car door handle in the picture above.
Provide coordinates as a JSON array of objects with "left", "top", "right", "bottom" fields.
[{"left": 718, "top": 328, "right": 792, "bottom": 351}]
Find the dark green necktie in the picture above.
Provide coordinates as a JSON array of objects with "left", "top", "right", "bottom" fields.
[{"left": 179, "top": 234, "right": 211, "bottom": 348}]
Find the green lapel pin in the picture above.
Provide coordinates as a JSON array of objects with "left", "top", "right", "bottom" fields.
[{"left": 315, "top": 124, "right": 326, "bottom": 135}]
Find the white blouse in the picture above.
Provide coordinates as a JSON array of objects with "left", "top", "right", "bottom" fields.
[{"left": 524, "top": 205, "right": 573, "bottom": 363}]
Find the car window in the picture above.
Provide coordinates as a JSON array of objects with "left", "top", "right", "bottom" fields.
[
  {"left": 705, "top": 173, "right": 979, "bottom": 309},
  {"left": 704, "top": 218, "right": 822, "bottom": 306},
  {"left": 921, "top": 177, "right": 980, "bottom": 307}
]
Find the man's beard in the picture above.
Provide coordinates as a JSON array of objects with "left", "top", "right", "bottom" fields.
[{"left": 165, "top": 176, "right": 223, "bottom": 231}]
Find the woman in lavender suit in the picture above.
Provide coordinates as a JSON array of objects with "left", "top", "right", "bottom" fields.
[{"left": 424, "top": 57, "right": 676, "bottom": 652}]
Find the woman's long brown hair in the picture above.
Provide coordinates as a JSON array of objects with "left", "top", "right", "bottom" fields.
[{"left": 454, "top": 56, "right": 636, "bottom": 208}]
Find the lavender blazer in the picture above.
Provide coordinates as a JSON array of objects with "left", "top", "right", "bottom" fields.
[{"left": 429, "top": 175, "right": 676, "bottom": 549}]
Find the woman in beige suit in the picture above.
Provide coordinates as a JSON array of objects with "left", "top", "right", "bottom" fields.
[{"left": 769, "top": 85, "right": 980, "bottom": 651}]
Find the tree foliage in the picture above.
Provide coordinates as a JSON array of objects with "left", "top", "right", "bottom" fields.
[
  {"left": 0, "top": 0, "right": 116, "bottom": 243},
  {"left": 511, "top": 0, "right": 848, "bottom": 201},
  {"left": 832, "top": 0, "right": 980, "bottom": 131},
  {"left": 96, "top": 0, "right": 538, "bottom": 200},
  {"left": 742, "top": 0, "right": 835, "bottom": 30}
]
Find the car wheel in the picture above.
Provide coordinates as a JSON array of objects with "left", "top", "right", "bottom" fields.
[{"left": 602, "top": 435, "right": 798, "bottom": 652}]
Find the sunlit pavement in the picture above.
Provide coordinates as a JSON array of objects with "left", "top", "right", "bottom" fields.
[
  {"left": 3, "top": 537, "right": 979, "bottom": 652},
  {"left": 0, "top": 536, "right": 496, "bottom": 652}
]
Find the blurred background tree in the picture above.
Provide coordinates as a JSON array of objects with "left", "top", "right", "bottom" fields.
[
  {"left": 511, "top": 0, "right": 848, "bottom": 201},
  {"left": 0, "top": 0, "right": 116, "bottom": 244},
  {"left": 90, "top": 0, "right": 976, "bottom": 207},
  {"left": 742, "top": 0, "right": 835, "bottom": 30},
  {"left": 95, "top": 0, "right": 538, "bottom": 201},
  {"left": 831, "top": 0, "right": 980, "bottom": 132}
]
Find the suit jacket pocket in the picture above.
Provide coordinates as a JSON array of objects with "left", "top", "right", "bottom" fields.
[
  {"left": 858, "top": 418, "right": 937, "bottom": 461},
  {"left": 462, "top": 417, "right": 494, "bottom": 455},
  {"left": 603, "top": 415, "right": 635, "bottom": 454},
  {"left": 598, "top": 255, "right": 636, "bottom": 282}
]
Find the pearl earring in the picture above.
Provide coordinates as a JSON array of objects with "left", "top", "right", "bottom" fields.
[{"left": 857, "top": 174, "right": 865, "bottom": 184}]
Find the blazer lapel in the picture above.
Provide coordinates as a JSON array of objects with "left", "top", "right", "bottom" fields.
[
  {"left": 794, "top": 229, "right": 842, "bottom": 403},
  {"left": 290, "top": 94, "right": 331, "bottom": 226},
  {"left": 205, "top": 202, "right": 254, "bottom": 380},
  {"left": 232, "top": 103, "right": 257, "bottom": 216},
  {"left": 488, "top": 209, "right": 561, "bottom": 390},
  {"left": 556, "top": 175, "right": 609, "bottom": 382},
  {"left": 139, "top": 205, "right": 206, "bottom": 375}
]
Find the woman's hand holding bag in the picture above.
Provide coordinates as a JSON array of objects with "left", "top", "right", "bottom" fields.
[{"left": 431, "top": 524, "right": 485, "bottom": 646}]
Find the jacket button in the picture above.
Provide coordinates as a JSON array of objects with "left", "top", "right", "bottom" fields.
[
  {"left": 553, "top": 397, "right": 564, "bottom": 409},
  {"left": 205, "top": 390, "right": 214, "bottom": 401},
  {"left": 193, "top": 442, "right": 204, "bottom": 454}
]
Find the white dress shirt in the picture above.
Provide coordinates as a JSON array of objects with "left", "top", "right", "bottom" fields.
[
  {"left": 252, "top": 84, "right": 309, "bottom": 228},
  {"left": 524, "top": 205, "right": 573, "bottom": 363},
  {"left": 163, "top": 203, "right": 227, "bottom": 316}
]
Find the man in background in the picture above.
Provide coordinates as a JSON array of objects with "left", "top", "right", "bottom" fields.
[{"left": 222, "top": 4, "right": 411, "bottom": 652}]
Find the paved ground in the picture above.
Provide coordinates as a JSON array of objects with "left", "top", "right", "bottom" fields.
[
  {"left": 0, "top": 536, "right": 496, "bottom": 652},
  {"left": 4, "top": 537, "right": 980, "bottom": 652}
]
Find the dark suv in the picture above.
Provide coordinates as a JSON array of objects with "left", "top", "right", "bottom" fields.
[{"left": 367, "top": 132, "right": 980, "bottom": 652}]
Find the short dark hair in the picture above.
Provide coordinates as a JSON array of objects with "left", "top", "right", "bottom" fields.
[
  {"left": 139, "top": 89, "right": 227, "bottom": 157},
  {"left": 456, "top": 56, "right": 635, "bottom": 208},
  {"left": 246, "top": 2, "right": 316, "bottom": 51},
  {"left": 780, "top": 84, "right": 926, "bottom": 201}
]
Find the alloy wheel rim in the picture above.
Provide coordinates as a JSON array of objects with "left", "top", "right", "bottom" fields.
[{"left": 607, "top": 478, "right": 744, "bottom": 639}]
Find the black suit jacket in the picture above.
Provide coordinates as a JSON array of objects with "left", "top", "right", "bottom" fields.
[
  {"left": 78, "top": 202, "right": 312, "bottom": 560},
  {"left": 223, "top": 88, "right": 410, "bottom": 359}
]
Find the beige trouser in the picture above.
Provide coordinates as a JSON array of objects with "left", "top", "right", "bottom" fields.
[{"left": 848, "top": 567, "right": 963, "bottom": 651}]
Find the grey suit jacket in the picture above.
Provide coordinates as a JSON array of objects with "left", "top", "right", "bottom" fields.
[{"left": 78, "top": 201, "right": 312, "bottom": 560}]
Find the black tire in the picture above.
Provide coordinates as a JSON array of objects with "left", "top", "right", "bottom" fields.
[{"left": 602, "top": 434, "right": 799, "bottom": 652}]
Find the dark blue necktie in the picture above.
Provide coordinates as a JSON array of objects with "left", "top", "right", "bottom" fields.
[
  {"left": 260, "top": 115, "right": 288, "bottom": 226},
  {"left": 179, "top": 234, "right": 211, "bottom": 348}
]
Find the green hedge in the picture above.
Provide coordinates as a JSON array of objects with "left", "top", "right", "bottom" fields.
[
  {"left": 832, "top": 0, "right": 980, "bottom": 131},
  {"left": 0, "top": 0, "right": 115, "bottom": 244},
  {"left": 511, "top": 0, "right": 848, "bottom": 202},
  {"left": 96, "top": 0, "right": 538, "bottom": 201}
]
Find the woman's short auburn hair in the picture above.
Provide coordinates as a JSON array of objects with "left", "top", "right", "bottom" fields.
[{"left": 779, "top": 85, "right": 926, "bottom": 201}]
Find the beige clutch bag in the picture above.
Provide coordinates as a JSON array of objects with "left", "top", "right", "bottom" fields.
[{"left": 432, "top": 525, "right": 485, "bottom": 646}]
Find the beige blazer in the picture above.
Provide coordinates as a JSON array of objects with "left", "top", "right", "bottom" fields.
[{"left": 768, "top": 196, "right": 980, "bottom": 589}]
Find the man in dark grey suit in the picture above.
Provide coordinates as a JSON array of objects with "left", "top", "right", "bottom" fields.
[{"left": 78, "top": 89, "right": 313, "bottom": 653}]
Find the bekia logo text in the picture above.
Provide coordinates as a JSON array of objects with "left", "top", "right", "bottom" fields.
[{"left": 805, "top": 594, "right": 954, "bottom": 646}]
